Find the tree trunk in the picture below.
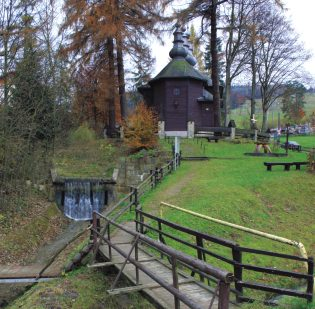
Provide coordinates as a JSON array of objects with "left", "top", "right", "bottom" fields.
[
  {"left": 250, "top": 46, "right": 256, "bottom": 129},
  {"left": 3, "top": 34, "right": 9, "bottom": 107},
  {"left": 116, "top": 36, "right": 127, "bottom": 120},
  {"left": 107, "top": 37, "right": 116, "bottom": 137},
  {"left": 224, "top": 0, "right": 234, "bottom": 127},
  {"left": 224, "top": 67, "right": 231, "bottom": 126},
  {"left": 210, "top": 0, "right": 221, "bottom": 127},
  {"left": 261, "top": 105, "right": 268, "bottom": 132}
]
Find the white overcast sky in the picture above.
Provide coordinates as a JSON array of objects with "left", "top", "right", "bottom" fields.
[{"left": 151, "top": 0, "right": 315, "bottom": 83}]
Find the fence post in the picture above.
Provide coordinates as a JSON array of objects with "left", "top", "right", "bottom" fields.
[
  {"left": 140, "top": 206, "right": 144, "bottom": 234},
  {"left": 134, "top": 187, "right": 138, "bottom": 208},
  {"left": 196, "top": 235, "right": 205, "bottom": 282},
  {"left": 160, "top": 167, "right": 164, "bottom": 180},
  {"left": 307, "top": 257, "right": 314, "bottom": 302},
  {"left": 150, "top": 170, "right": 154, "bottom": 188},
  {"left": 92, "top": 211, "right": 98, "bottom": 252},
  {"left": 175, "top": 153, "right": 178, "bottom": 169},
  {"left": 135, "top": 207, "right": 139, "bottom": 233},
  {"left": 230, "top": 127, "right": 235, "bottom": 140},
  {"left": 158, "top": 221, "right": 164, "bottom": 259},
  {"left": 155, "top": 167, "right": 159, "bottom": 183},
  {"left": 129, "top": 186, "right": 133, "bottom": 205},
  {"left": 171, "top": 256, "right": 180, "bottom": 309},
  {"left": 108, "top": 223, "right": 112, "bottom": 260},
  {"left": 232, "top": 244, "right": 243, "bottom": 302},
  {"left": 135, "top": 240, "right": 139, "bottom": 285},
  {"left": 218, "top": 280, "right": 230, "bottom": 309}
]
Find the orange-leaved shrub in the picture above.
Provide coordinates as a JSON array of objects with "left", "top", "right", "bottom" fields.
[{"left": 123, "top": 102, "right": 158, "bottom": 153}]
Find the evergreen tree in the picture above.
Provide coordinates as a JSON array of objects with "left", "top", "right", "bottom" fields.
[
  {"left": 204, "top": 37, "right": 224, "bottom": 79},
  {"left": 11, "top": 13, "right": 54, "bottom": 146}
]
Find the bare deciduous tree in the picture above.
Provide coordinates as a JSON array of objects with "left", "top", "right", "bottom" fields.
[{"left": 254, "top": 6, "right": 310, "bottom": 130}]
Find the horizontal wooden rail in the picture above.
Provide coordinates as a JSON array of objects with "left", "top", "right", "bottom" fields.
[
  {"left": 138, "top": 209, "right": 236, "bottom": 248},
  {"left": 238, "top": 263, "right": 313, "bottom": 280},
  {"left": 196, "top": 126, "right": 232, "bottom": 133},
  {"left": 239, "top": 281, "right": 313, "bottom": 301},
  {"left": 134, "top": 220, "right": 235, "bottom": 265},
  {"left": 238, "top": 246, "right": 309, "bottom": 262},
  {"left": 94, "top": 211, "right": 234, "bottom": 283}
]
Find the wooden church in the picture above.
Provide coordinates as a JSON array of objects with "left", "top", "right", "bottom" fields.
[{"left": 138, "top": 24, "right": 223, "bottom": 138}]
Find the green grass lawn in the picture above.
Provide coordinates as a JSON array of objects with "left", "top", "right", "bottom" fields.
[
  {"left": 280, "top": 135, "right": 315, "bottom": 148},
  {"left": 140, "top": 137, "right": 315, "bottom": 307}
]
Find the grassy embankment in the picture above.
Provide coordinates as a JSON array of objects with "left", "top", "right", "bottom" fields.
[
  {"left": 139, "top": 136, "right": 315, "bottom": 308},
  {"left": 0, "top": 193, "right": 67, "bottom": 265},
  {"left": 53, "top": 137, "right": 120, "bottom": 179}
]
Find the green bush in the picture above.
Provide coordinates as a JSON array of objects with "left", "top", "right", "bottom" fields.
[{"left": 69, "top": 123, "right": 96, "bottom": 144}]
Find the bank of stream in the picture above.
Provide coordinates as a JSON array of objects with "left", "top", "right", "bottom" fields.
[{"left": 0, "top": 218, "right": 88, "bottom": 307}]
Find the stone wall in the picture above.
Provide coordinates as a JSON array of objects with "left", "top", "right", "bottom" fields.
[{"left": 115, "top": 152, "right": 172, "bottom": 191}]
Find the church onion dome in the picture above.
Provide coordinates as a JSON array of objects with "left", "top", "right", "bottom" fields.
[
  {"left": 182, "top": 31, "right": 197, "bottom": 67},
  {"left": 169, "top": 24, "right": 188, "bottom": 59}
]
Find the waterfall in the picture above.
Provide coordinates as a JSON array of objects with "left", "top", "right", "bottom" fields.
[{"left": 63, "top": 181, "right": 105, "bottom": 221}]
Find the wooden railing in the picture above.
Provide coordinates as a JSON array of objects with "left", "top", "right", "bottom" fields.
[
  {"left": 195, "top": 126, "right": 270, "bottom": 142},
  {"left": 91, "top": 210, "right": 234, "bottom": 309},
  {"left": 135, "top": 209, "right": 314, "bottom": 305}
]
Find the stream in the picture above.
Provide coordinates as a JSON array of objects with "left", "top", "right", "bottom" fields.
[{"left": 0, "top": 220, "right": 88, "bottom": 307}]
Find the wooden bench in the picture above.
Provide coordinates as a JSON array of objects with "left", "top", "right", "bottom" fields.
[{"left": 264, "top": 161, "right": 308, "bottom": 171}]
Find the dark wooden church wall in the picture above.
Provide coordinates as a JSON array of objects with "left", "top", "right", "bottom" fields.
[
  {"left": 164, "top": 80, "right": 188, "bottom": 131},
  {"left": 152, "top": 80, "right": 165, "bottom": 120},
  {"left": 187, "top": 79, "right": 204, "bottom": 127}
]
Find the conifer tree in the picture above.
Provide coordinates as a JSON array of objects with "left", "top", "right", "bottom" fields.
[
  {"left": 11, "top": 13, "right": 54, "bottom": 146},
  {"left": 61, "top": 0, "right": 169, "bottom": 135}
]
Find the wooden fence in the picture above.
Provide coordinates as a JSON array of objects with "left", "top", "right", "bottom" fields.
[
  {"left": 92, "top": 149, "right": 313, "bottom": 306},
  {"left": 135, "top": 209, "right": 314, "bottom": 305},
  {"left": 91, "top": 211, "right": 234, "bottom": 309}
]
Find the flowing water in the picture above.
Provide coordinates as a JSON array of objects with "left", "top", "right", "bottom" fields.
[{"left": 62, "top": 181, "right": 106, "bottom": 221}]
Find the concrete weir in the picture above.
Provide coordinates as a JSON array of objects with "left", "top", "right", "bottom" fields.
[{"left": 51, "top": 169, "right": 116, "bottom": 221}]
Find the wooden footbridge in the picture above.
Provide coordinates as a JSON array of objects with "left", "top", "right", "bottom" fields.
[{"left": 90, "top": 213, "right": 235, "bottom": 309}]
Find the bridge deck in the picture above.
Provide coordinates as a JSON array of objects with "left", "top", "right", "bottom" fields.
[{"left": 98, "top": 222, "right": 235, "bottom": 309}]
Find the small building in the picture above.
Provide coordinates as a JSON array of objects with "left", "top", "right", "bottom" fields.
[{"left": 138, "top": 24, "right": 223, "bottom": 138}]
